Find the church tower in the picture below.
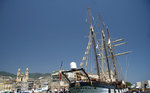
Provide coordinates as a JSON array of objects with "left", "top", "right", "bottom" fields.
[
  {"left": 17, "top": 68, "right": 21, "bottom": 76},
  {"left": 16, "top": 68, "right": 21, "bottom": 82},
  {"left": 16, "top": 68, "right": 29, "bottom": 82},
  {"left": 16, "top": 68, "right": 29, "bottom": 91},
  {"left": 25, "top": 68, "right": 29, "bottom": 81}
]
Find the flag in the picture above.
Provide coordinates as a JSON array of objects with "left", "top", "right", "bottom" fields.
[
  {"left": 60, "top": 73, "right": 62, "bottom": 80},
  {"left": 102, "top": 30, "right": 105, "bottom": 38},
  {"left": 82, "top": 57, "right": 86, "bottom": 61},
  {"left": 80, "top": 62, "right": 83, "bottom": 67},
  {"left": 108, "top": 38, "right": 111, "bottom": 44},
  {"left": 96, "top": 41, "right": 99, "bottom": 49},
  {"left": 85, "top": 51, "right": 89, "bottom": 55}
]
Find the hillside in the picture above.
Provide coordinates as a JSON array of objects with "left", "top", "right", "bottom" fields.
[
  {"left": 0, "top": 71, "right": 16, "bottom": 78},
  {"left": 0, "top": 71, "right": 50, "bottom": 79},
  {"left": 29, "top": 73, "right": 51, "bottom": 79}
]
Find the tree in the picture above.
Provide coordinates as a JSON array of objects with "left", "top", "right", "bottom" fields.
[{"left": 126, "top": 82, "right": 132, "bottom": 87}]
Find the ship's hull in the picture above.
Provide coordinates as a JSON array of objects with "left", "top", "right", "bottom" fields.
[{"left": 69, "top": 82, "right": 128, "bottom": 93}]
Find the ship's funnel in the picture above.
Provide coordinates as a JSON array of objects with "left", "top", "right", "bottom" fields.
[{"left": 70, "top": 62, "right": 77, "bottom": 69}]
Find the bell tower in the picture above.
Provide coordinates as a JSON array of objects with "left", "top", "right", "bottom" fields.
[
  {"left": 16, "top": 68, "right": 21, "bottom": 82},
  {"left": 17, "top": 68, "right": 21, "bottom": 76},
  {"left": 25, "top": 68, "right": 29, "bottom": 81},
  {"left": 16, "top": 68, "right": 29, "bottom": 82}
]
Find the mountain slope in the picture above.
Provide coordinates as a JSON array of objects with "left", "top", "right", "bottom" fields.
[
  {"left": 0, "top": 71, "right": 50, "bottom": 79},
  {"left": 0, "top": 71, "right": 16, "bottom": 78},
  {"left": 29, "top": 73, "right": 51, "bottom": 79}
]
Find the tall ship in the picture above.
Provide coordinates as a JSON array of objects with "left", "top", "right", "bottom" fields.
[{"left": 62, "top": 9, "right": 129, "bottom": 93}]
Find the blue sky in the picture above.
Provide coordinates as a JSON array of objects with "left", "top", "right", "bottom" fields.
[{"left": 0, "top": 0, "right": 150, "bottom": 83}]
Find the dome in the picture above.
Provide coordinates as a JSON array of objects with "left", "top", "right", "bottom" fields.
[{"left": 70, "top": 62, "right": 77, "bottom": 69}]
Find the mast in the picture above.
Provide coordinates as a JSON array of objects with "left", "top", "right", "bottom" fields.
[
  {"left": 98, "top": 13, "right": 112, "bottom": 82},
  {"left": 107, "top": 28, "right": 118, "bottom": 81},
  {"left": 88, "top": 8, "right": 101, "bottom": 81}
]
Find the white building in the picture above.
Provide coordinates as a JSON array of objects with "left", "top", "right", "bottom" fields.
[
  {"left": 136, "top": 80, "right": 150, "bottom": 88},
  {"left": 136, "top": 82, "right": 142, "bottom": 88},
  {"left": 50, "top": 70, "right": 69, "bottom": 91}
]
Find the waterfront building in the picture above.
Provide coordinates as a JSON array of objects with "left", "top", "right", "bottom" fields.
[
  {"left": 16, "top": 68, "right": 29, "bottom": 91},
  {"left": 0, "top": 76, "right": 16, "bottom": 91},
  {"left": 50, "top": 70, "right": 69, "bottom": 91},
  {"left": 136, "top": 82, "right": 142, "bottom": 88},
  {"left": 33, "top": 76, "right": 49, "bottom": 90},
  {"left": 16, "top": 68, "right": 29, "bottom": 82},
  {"left": 136, "top": 80, "right": 150, "bottom": 88}
]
